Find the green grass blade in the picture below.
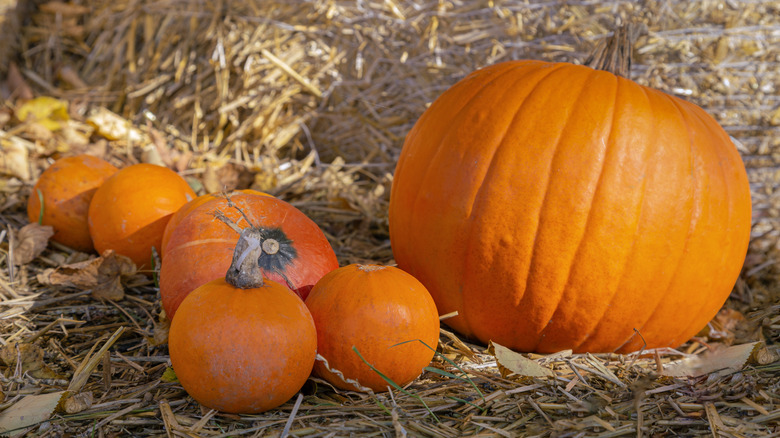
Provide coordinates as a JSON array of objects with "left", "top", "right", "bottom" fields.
[
  {"left": 351, "top": 346, "right": 440, "bottom": 423},
  {"left": 392, "top": 339, "right": 484, "bottom": 399},
  {"left": 36, "top": 189, "right": 45, "bottom": 225}
]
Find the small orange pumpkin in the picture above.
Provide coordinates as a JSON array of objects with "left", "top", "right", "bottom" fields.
[
  {"left": 169, "top": 219, "right": 317, "bottom": 414},
  {"left": 159, "top": 189, "right": 269, "bottom": 258},
  {"left": 160, "top": 192, "right": 338, "bottom": 319},
  {"left": 88, "top": 163, "right": 195, "bottom": 270},
  {"left": 27, "top": 154, "right": 118, "bottom": 253},
  {"left": 305, "top": 264, "right": 440, "bottom": 392}
]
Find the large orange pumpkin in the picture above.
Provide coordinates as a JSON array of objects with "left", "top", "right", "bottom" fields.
[
  {"left": 169, "top": 224, "right": 317, "bottom": 414},
  {"left": 27, "top": 155, "right": 118, "bottom": 253},
  {"left": 305, "top": 264, "right": 440, "bottom": 392},
  {"left": 389, "top": 53, "right": 752, "bottom": 353},
  {"left": 88, "top": 163, "right": 195, "bottom": 270},
  {"left": 160, "top": 192, "right": 338, "bottom": 319}
]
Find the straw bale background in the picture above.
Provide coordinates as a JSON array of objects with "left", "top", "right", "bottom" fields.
[{"left": 1, "top": 0, "right": 779, "bottom": 436}]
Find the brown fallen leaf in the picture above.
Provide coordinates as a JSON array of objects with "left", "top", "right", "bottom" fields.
[
  {"left": 0, "top": 390, "right": 67, "bottom": 435},
  {"left": 202, "top": 164, "right": 222, "bottom": 193},
  {"left": 0, "top": 342, "right": 62, "bottom": 380},
  {"left": 488, "top": 341, "right": 554, "bottom": 378},
  {"left": 0, "top": 133, "right": 33, "bottom": 180},
  {"left": 663, "top": 342, "right": 760, "bottom": 378},
  {"left": 698, "top": 308, "right": 746, "bottom": 345},
  {"left": 147, "top": 313, "right": 170, "bottom": 347},
  {"left": 7, "top": 62, "right": 34, "bottom": 101},
  {"left": 12, "top": 223, "right": 54, "bottom": 265},
  {"left": 62, "top": 391, "right": 93, "bottom": 414},
  {"left": 37, "top": 250, "right": 137, "bottom": 300}
]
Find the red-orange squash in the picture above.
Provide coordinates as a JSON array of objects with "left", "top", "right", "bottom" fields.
[
  {"left": 27, "top": 154, "right": 118, "bottom": 253},
  {"left": 305, "top": 264, "right": 440, "bottom": 392},
  {"left": 159, "top": 189, "right": 269, "bottom": 258},
  {"left": 88, "top": 163, "right": 195, "bottom": 270},
  {"left": 389, "top": 60, "right": 752, "bottom": 354},
  {"left": 169, "top": 225, "right": 317, "bottom": 413},
  {"left": 160, "top": 192, "right": 338, "bottom": 319}
]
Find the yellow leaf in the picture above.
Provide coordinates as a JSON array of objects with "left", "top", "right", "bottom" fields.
[
  {"left": 161, "top": 367, "right": 178, "bottom": 383},
  {"left": 16, "top": 96, "right": 70, "bottom": 131}
]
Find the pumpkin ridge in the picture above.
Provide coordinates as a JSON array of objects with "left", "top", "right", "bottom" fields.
[
  {"left": 393, "top": 61, "right": 522, "bottom": 212},
  {"left": 570, "top": 83, "right": 662, "bottom": 352},
  {"left": 657, "top": 97, "right": 749, "bottom": 347},
  {"left": 408, "top": 62, "right": 539, "bottom": 232},
  {"left": 657, "top": 97, "right": 727, "bottom": 346},
  {"left": 400, "top": 62, "right": 548, "bottom": 333},
  {"left": 531, "top": 71, "right": 622, "bottom": 352},
  {"left": 613, "top": 92, "right": 701, "bottom": 352},
  {"left": 457, "top": 63, "right": 573, "bottom": 338},
  {"left": 491, "top": 66, "right": 604, "bottom": 342}
]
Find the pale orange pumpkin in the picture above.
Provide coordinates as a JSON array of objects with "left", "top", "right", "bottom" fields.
[
  {"left": 160, "top": 192, "right": 338, "bottom": 319},
  {"left": 27, "top": 155, "right": 118, "bottom": 253},
  {"left": 159, "top": 189, "right": 269, "bottom": 258},
  {"left": 389, "top": 37, "right": 752, "bottom": 354}
]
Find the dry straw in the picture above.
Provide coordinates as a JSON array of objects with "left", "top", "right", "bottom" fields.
[{"left": 0, "top": 0, "right": 779, "bottom": 436}]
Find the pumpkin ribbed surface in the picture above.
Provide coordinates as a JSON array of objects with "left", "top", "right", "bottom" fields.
[
  {"left": 389, "top": 60, "right": 752, "bottom": 353},
  {"left": 160, "top": 193, "right": 338, "bottom": 319},
  {"left": 169, "top": 277, "right": 317, "bottom": 414}
]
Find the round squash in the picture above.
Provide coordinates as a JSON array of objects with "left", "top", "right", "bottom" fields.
[
  {"left": 305, "top": 264, "right": 440, "bottom": 392},
  {"left": 389, "top": 57, "right": 752, "bottom": 353},
  {"left": 88, "top": 163, "right": 195, "bottom": 270},
  {"left": 169, "top": 224, "right": 317, "bottom": 414},
  {"left": 159, "top": 189, "right": 269, "bottom": 258},
  {"left": 160, "top": 192, "right": 338, "bottom": 319},
  {"left": 27, "top": 154, "right": 118, "bottom": 253}
]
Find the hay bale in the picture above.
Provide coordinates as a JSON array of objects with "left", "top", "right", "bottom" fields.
[
  {"left": 10, "top": 0, "right": 780, "bottom": 277},
  {"left": 0, "top": 0, "right": 23, "bottom": 74}
]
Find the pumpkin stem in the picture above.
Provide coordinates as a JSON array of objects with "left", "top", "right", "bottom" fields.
[
  {"left": 584, "top": 24, "right": 632, "bottom": 78},
  {"left": 213, "top": 202, "right": 298, "bottom": 290},
  {"left": 212, "top": 209, "right": 243, "bottom": 234},
  {"left": 226, "top": 227, "right": 267, "bottom": 289}
]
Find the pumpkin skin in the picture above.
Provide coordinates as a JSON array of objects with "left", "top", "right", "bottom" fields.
[
  {"left": 169, "top": 277, "right": 317, "bottom": 414},
  {"left": 389, "top": 60, "right": 752, "bottom": 354},
  {"left": 305, "top": 264, "right": 440, "bottom": 392},
  {"left": 27, "top": 155, "right": 118, "bottom": 253},
  {"left": 160, "top": 193, "right": 338, "bottom": 319},
  {"left": 88, "top": 163, "right": 195, "bottom": 270},
  {"left": 159, "top": 189, "right": 269, "bottom": 258}
]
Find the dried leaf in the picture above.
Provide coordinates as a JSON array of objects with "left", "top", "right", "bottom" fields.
[
  {"left": 488, "top": 341, "right": 554, "bottom": 378},
  {"left": 62, "top": 391, "right": 93, "bottom": 414},
  {"left": 160, "top": 367, "right": 178, "bottom": 383},
  {"left": 16, "top": 96, "right": 70, "bottom": 131},
  {"left": 0, "top": 342, "right": 61, "bottom": 379},
  {"left": 7, "top": 62, "right": 34, "bottom": 101},
  {"left": 12, "top": 223, "right": 54, "bottom": 265},
  {"left": 698, "top": 308, "right": 746, "bottom": 345},
  {"left": 663, "top": 342, "right": 760, "bottom": 378},
  {"left": 86, "top": 107, "right": 144, "bottom": 142},
  {"left": 0, "top": 133, "right": 32, "bottom": 180},
  {"left": 37, "top": 250, "right": 137, "bottom": 300},
  {"left": 0, "top": 391, "right": 67, "bottom": 435},
  {"left": 146, "top": 314, "right": 170, "bottom": 347},
  {"left": 39, "top": 1, "right": 92, "bottom": 15},
  {"left": 202, "top": 164, "right": 222, "bottom": 193}
]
